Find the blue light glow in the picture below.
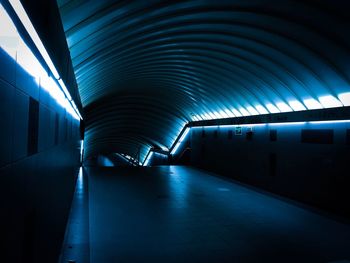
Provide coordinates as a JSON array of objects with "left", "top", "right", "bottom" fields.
[
  {"left": 303, "top": 98, "right": 323, "bottom": 110},
  {"left": 338, "top": 92, "right": 350, "bottom": 106},
  {"left": 192, "top": 115, "right": 200, "bottom": 121},
  {"left": 288, "top": 100, "right": 306, "bottom": 111},
  {"left": 308, "top": 120, "right": 350, "bottom": 124},
  {"left": 120, "top": 153, "right": 142, "bottom": 166},
  {"left": 247, "top": 106, "right": 259, "bottom": 115},
  {"left": 144, "top": 151, "right": 154, "bottom": 166},
  {"left": 276, "top": 102, "right": 292, "bottom": 112},
  {"left": 318, "top": 95, "right": 343, "bottom": 108},
  {"left": 192, "top": 123, "right": 267, "bottom": 129},
  {"left": 232, "top": 109, "right": 242, "bottom": 117},
  {"left": 268, "top": 121, "right": 307, "bottom": 126},
  {"left": 212, "top": 112, "right": 221, "bottom": 119},
  {"left": 170, "top": 127, "right": 190, "bottom": 155},
  {"left": 219, "top": 110, "right": 229, "bottom": 118},
  {"left": 239, "top": 108, "right": 251, "bottom": 116},
  {"left": 266, "top": 104, "right": 280, "bottom": 113},
  {"left": 160, "top": 146, "right": 169, "bottom": 151},
  {"left": 80, "top": 140, "right": 84, "bottom": 162},
  {"left": 255, "top": 105, "right": 269, "bottom": 114},
  {"left": 225, "top": 109, "right": 235, "bottom": 117},
  {"left": 0, "top": 3, "right": 82, "bottom": 120}
]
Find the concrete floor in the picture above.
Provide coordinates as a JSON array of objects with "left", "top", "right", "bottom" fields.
[{"left": 62, "top": 166, "right": 350, "bottom": 263}]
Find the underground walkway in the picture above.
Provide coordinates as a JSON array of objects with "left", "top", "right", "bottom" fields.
[{"left": 61, "top": 166, "right": 350, "bottom": 263}]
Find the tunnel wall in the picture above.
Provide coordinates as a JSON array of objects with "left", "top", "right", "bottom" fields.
[
  {"left": 187, "top": 122, "right": 350, "bottom": 218},
  {"left": 149, "top": 152, "right": 169, "bottom": 166},
  {"left": 0, "top": 49, "right": 81, "bottom": 262}
]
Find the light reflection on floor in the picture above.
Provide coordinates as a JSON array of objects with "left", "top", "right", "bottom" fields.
[{"left": 64, "top": 165, "right": 350, "bottom": 263}]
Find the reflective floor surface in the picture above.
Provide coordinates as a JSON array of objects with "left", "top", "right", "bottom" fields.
[{"left": 62, "top": 166, "right": 350, "bottom": 263}]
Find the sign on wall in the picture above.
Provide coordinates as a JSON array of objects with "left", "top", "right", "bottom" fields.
[{"left": 235, "top": 126, "right": 242, "bottom": 135}]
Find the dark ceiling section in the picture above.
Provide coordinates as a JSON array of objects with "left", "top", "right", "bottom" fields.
[{"left": 57, "top": 0, "right": 350, "bottom": 161}]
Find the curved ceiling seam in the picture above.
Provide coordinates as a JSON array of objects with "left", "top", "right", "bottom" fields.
[
  {"left": 83, "top": 90, "right": 194, "bottom": 119},
  {"left": 72, "top": 30, "right": 345, "bottom": 100},
  {"left": 69, "top": 11, "right": 350, "bottom": 81},
  {"left": 80, "top": 54, "right": 306, "bottom": 111}
]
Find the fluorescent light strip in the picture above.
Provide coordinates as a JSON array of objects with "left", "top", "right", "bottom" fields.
[
  {"left": 318, "top": 95, "right": 343, "bottom": 108},
  {"left": 0, "top": 4, "right": 79, "bottom": 119},
  {"left": 170, "top": 118, "right": 349, "bottom": 157},
  {"left": 159, "top": 117, "right": 350, "bottom": 160},
  {"left": 154, "top": 151, "right": 168, "bottom": 156},
  {"left": 80, "top": 140, "right": 84, "bottom": 162},
  {"left": 268, "top": 121, "right": 306, "bottom": 126},
  {"left": 255, "top": 105, "right": 269, "bottom": 114},
  {"left": 303, "top": 98, "right": 323, "bottom": 110},
  {"left": 232, "top": 109, "right": 242, "bottom": 117},
  {"left": 308, "top": 120, "right": 350, "bottom": 124},
  {"left": 239, "top": 108, "right": 250, "bottom": 116},
  {"left": 219, "top": 110, "right": 229, "bottom": 118},
  {"left": 8, "top": 0, "right": 82, "bottom": 120},
  {"left": 121, "top": 153, "right": 141, "bottom": 166},
  {"left": 192, "top": 119, "right": 350, "bottom": 128},
  {"left": 144, "top": 152, "right": 153, "bottom": 166},
  {"left": 276, "top": 102, "right": 292, "bottom": 112},
  {"left": 9, "top": 0, "right": 59, "bottom": 79},
  {"left": 266, "top": 104, "right": 280, "bottom": 113},
  {"left": 171, "top": 142, "right": 181, "bottom": 155},
  {"left": 247, "top": 106, "right": 259, "bottom": 115},
  {"left": 225, "top": 109, "right": 235, "bottom": 117},
  {"left": 338, "top": 92, "right": 350, "bottom": 106},
  {"left": 288, "top": 100, "right": 306, "bottom": 111},
  {"left": 170, "top": 127, "right": 190, "bottom": 155},
  {"left": 160, "top": 146, "right": 168, "bottom": 151},
  {"left": 192, "top": 123, "right": 267, "bottom": 129}
]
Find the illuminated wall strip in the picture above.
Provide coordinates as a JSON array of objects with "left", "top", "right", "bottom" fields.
[
  {"left": 118, "top": 153, "right": 142, "bottom": 166},
  {"left": 191, "top": 95, "right": 349, "bottom": 122},
  {"left": 80, "top": 140, "right": 84, "bottom": 162},
  {"left": 142, "top": 116, "right": 350, "bottom": 166},
  {"left": 170, "top": 127, "right": 190, "bottom": 155},
  {"left": 6, "top": 0, "right": 82, "bottom": 120},
  {"left": 168, "top": 119, "right": 350, "bottom": 158},
  {"left": 143, "top": 151, "right": 154, "bottom": 166}
]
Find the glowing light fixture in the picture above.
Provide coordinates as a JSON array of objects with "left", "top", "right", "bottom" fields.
[
  {"left": 219, "top": 110, "right": 229, "bottom": 118},
  {"left": 8, "top": 0, "right": 60, "bottom": 79},
  {"left": 255, "top": 105, "right": 269, "bottom": 114},
  {"left": 3, "top": 1, "right": 82, "bottom": 120},
  {"left": 225, "top": 109, "right": 235, "bottom": 117},
  {"left": 144, "top": 151, "right": 154, "bottom": 166},
  {"left": 239, "top": 108, "right": 250, "bottom": 116},
  {"left": 303, "top": 98, "right": 323, "bottom": 110},
  {"left": 338, "top": 92, "right": 350, "bottom": 106},
  {"left": 247, "top": 106, "right": 259, "bottom": 115},
  {"left": 204, "top": 113, "right": 212, "bottom": 120},
  {"left": 288, "top": 100, "right": 306, "bottom": 111},
  {"left": 80, "top": 140, "right": 84, "bottom": 162},
  {"left": 268, "top": 121, "right": 307, "bottom": 126},
  {"left": 170, "top": 127, "right": 190, "bottom": 155},
  {"left": 160, "top": 146, "right": 168, "bottom": 151},
  {"left": 232, "top": 109, "right": 242, "bottom": 117},
  {"left": 213, "top": 112, "right": 222, "bottom": 119},
  {"left": 318, "top": 95, "right": 343, "bottom": 108},
  {"left": 266, "top": 103, "right": 280, "bottom": 113},
  {"left": 276, "top": 102, "right": 292, "bottom": 112},
  {"left": 308, "top": 120, "right": 350, "bottom": 124},
  {"left": 192, "top": 115, "right": 199, "bottom": 121}
]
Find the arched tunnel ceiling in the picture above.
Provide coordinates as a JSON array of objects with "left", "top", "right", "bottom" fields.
[{"left": 57, "top": 0, "right": 350, "bottom": 161}]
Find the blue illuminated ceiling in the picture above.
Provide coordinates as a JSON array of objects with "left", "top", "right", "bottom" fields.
[{"left": 57, "top": 0, "right": 350, "bottom": 160}]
